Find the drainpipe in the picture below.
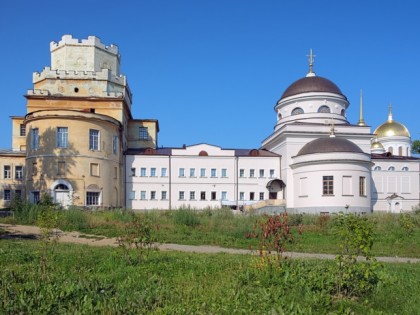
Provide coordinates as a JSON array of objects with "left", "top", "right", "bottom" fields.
[
  {"left": 169, "top": 155, "right": 172, "bottom": 210},
  {"left": 235, "top": 156, "right": 238, "bottom": 210}
]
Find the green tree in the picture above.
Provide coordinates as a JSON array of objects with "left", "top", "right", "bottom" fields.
[{"left": 412, "top": 140, "right": 420, "bottom": 154}]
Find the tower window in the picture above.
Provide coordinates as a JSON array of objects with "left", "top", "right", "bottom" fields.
[
  {"left": 56, "top": 127, "right": 68, "bottom": 148},
  {"left": 89, "top": 129, "right": 100, "bottom": 151},
  {"left": 291, "top": 107, "right": 304, "bottom": 115},
  {"left": 318, "top": 105, "right": 331, "bottom": 113},
  {"left": 31, "top": 128, "right": 39, "bottom": 150},
  {"left": 139, "top": 127, "right": 149, "bottom": 140},
  {"left": 20, "top": 124, "right": 26, "bottom": 136}
]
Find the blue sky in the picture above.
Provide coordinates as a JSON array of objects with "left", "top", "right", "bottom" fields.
[{"left": 1, "top": 1, "right": 419, "bottom": 149}]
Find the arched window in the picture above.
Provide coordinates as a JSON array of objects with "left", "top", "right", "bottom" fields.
[
  {"left": 291, "top": 107, "right": 304, "bottom": 115},
  {"left": 407, "top": 147, "right": 409, "bottom": 156},
  {"left": 317, "top": 105, "right": 331, "bottom": 113},
  {"left": 388, "top": 166, "right": 395, "bottom": 171},
  {"left": 55, "top": 184, "right": 69, "bottom": 190},
  {"left": 341, "top": 109, "right": 346, "bottom": 116},
  {"left": 278, "top": 113, "right": 282, "bottom": 120},
  {"left": 388, "top": 147, "right": 393, "bottom": 154},
  {"left": 398, "top": 146, "right": 403, "bottom": 156},
  {"left": 402, "top": 167, "right": 409, "bottom": 171},
  {"left": 373, "top": 166, "right": 382, "bottom": 171}
]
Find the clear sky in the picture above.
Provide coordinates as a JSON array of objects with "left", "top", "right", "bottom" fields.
[{"left": 1, "top": 0, "right": 419, "bottom": 149}]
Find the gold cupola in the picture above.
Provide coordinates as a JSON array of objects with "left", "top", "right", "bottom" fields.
[{"left": 373, "top": 104, "right": 410, "bottom": 138}]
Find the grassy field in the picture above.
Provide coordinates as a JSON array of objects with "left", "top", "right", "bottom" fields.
[
  {"left": 1, "top": 239, "right": 420, "bottom": 314},
  {"left": 2, "top": 203, "right": 420, "bottom": 257}
]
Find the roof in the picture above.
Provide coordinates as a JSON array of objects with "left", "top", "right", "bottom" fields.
[
  {"left": 280, "top": 76, "right": 345, "bottom": 100},
  {"left": 125, "top": 147, "right": 280, "bottom": 157},
  {"left": 297, "top": 137, "right": 363, "bottom": 156}
]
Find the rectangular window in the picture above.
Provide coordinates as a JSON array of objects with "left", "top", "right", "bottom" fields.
[
  {"left": 131, "top": 168, "right": 136, "bottom": 176},
  {"left": 179, "top": 168, "right": 185, "bottom": 177},
  {"left": 250, "top": 169, "right": 255, "bottom": 178},
  {"left": 140, "top": 168, "right": 146, "bottom": 177},
  {"left": 200, "top": 168, "right": 206, "bottom": 177},
  {"left": 161, "top": 168, "right": 167, "bottom": 177},
  {"left": 56, "top": 127, "right": 68, "bottom": 148},
  {"left": 150, "top": 168, "right": 156, "bottom": 177},
  {"left": 323, "top": 176, "right": 334, "bottom": 195},
  {"left": 342, "top": 176, "right": 353, "bottom": 196},
  {"left": 112, "top": 135, "right": 118, "bottom": 154},
  {"left": 58, "top": 161, "right": 66, "bottom": 175},
  {"left": 15, "top": 166, "right": 23, "bottom": 180},
  {"left": 189, "top": 168, "right": 195, "bottom": 177},
  {"left": 20, "top": 124, "right": 26, "bottom": 137},
  {"left": 269, "top": 169, "right": 275, "bottom": 178},
  {"left": 140, "top": 191, "right": 146, "bottom": 200},
  {"left": 239, "top": 169, "right": 244, "bottom": 177},
  {"left": 221, "top": 168, "right": 227, "bottom": 177},
  {"left": 86, "top": 192, "right": 100, "bottom": 206},
  {"left": 179, "top": 191, "right": 185, "bottom": 200},
  {"left": 211, "top": 191, "right": 217, "bottom": 200},
  {"left": 90, "top": 163, "right": 100, "bottom": 177},
  {"left": 239, "top": 192, "right": 244, "bottom": 201},
  {"left": 139, "top": 127, "right": 148, "bottom": 140},
  {"left": 359, "top": 176, "right": 366, "bottom": 196},
  {"left": 4, "top": 165, "right": 11, "bottom": 179},
  {"left": 4, "top": 189, "right": 11, "bottom": 201},
  {"left": 259, "top": 192, "right": 264, "bottom": 200},
  {"left": 31, "top": 128, "right": 39, "bottom": 150},
  {"left": 221, "top": 191, "right": 227, "bottom": 201},
  {"left": 259, "top": 169, "right": 265, "bottom": 178},
  {"left": 190, "top": 191, "right": 195, "bottom": 200},
  {"left": 114, "top": 167, "right": 118, "bottom": 179},
  {"left": 211, "top": 168, "right": 217, "bottom": 177},
  {"left": 129, "top": 191, "right": 136, "bottom": 200},
  {"left": 250, "top": 192, "right": 255, "bottom": 201},
  {"left": 150, "top": 191, "right": 156, "bottom": 200},
  {"left": 200, "top": 191, "right": 206, "bottom": 200},
  {"left": 161, "top": 191, "right": 167, "bottom": 200},
  {"left": 15, "top": 190, "right": 22, "bottom": 200},
  {"left": 32, "top": 162, "right": 38, "bottom": 176},
  {"left": 32, "top": 191, "right": 40, "bottom": 204},
  {"left": 89, "top": 129, "right": 100, "bottom": 151}
]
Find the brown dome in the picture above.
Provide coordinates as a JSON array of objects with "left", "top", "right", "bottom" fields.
[
  {"left": 280, "top": 76, "right": 345, "bottom": 100},
  {"left": 297, "top": 137, "right": 363, "bottom": 156}
]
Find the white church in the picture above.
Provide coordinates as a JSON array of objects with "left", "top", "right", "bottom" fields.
[{"left": 127, "top": 51, "right": 419, "bottom": 214}]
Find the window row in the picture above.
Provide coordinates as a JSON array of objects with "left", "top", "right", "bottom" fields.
[
  {"left": 283, "top": 106, "right": 346, "bottom": 116},
  {"left": 321, "top": 175, "right": 366, "bottom": 196},
  {"left": 30, "top": 128, "right": 119, "bottom": 153},
  {"left": 373, "top": 166, "right": 409, "bottom": 171},
  {"left": 2, "top": 189, "right": 22, "bottom": 201},
  {"left": 239, "top": 168, "right": 276, "bottom": 178},
  {"left": 3, "top": 165, "right": 24, "bottom": 180},
  {"left": 130, "top": 167, "right": 277, "bottom": 179},
  {"left": 130, "top": 190, "right": 266, "bottom": 201}
]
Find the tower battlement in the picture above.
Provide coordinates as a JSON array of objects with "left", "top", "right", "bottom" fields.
[{"left": 50, "top": 35, "right": 119, "bottom": 55}]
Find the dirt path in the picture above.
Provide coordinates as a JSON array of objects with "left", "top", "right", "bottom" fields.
[{"left": 1, "top": 224, "right": 419, "bottom": 264}]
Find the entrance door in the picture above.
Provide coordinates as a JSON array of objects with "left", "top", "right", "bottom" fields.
[
  {"left": 269, "top": 192, "right": 277, "bottom": 200},
  {"left": 54, "top": 184, "right": 71, "bottom": 208}
]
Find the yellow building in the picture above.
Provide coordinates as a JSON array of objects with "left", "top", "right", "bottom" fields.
[{"left": 0, "top": 35, "right": 158, "bottom": 209}]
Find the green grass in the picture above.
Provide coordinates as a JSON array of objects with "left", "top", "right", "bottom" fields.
[
  {"left": 3, "top": 204, "right": 420, "bottom": 257},
  {"left": 1, "top": 239, "right": 419, "bottom": 314}
]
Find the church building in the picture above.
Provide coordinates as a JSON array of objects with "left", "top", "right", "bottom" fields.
[{"left": 0, "top": 36, "right": 418, "bottom": 213}]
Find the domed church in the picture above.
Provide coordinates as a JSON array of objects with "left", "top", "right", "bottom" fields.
[{"left": 262, "top": 50, "right": 419, "bottom": 213}]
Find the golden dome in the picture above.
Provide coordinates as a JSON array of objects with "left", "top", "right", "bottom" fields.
[
  {"left": 374, "top": 105, "right": 410, "bottom": 138},
  {"left": 374, "top": 121, "right": 410, "bottom": 138},
  {"left": 371, "top": 141, "right": 384, "bottom": 150}
]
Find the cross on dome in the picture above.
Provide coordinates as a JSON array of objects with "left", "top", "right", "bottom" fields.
[{"left": 306, "top": 49, "right": 316, "bottom": 77}]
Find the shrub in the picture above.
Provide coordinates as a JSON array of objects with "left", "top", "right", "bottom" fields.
[
  {"left": 173, "top": 208, "right": 201, "bottom": 227},
  {"left": 333, "top": 212, "right": 381, "bottom": 298}
]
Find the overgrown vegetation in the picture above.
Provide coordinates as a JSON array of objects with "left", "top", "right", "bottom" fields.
[
  {"left": 1, "top": 240, "right": 419, "bottom": 314},
  {"left": 2, "top": 202, "right": 420, "bottom": 257}
]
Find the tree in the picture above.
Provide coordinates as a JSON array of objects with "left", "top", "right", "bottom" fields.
[{"left": 412, "top": 140, "right": 420, "bottom": 154}]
